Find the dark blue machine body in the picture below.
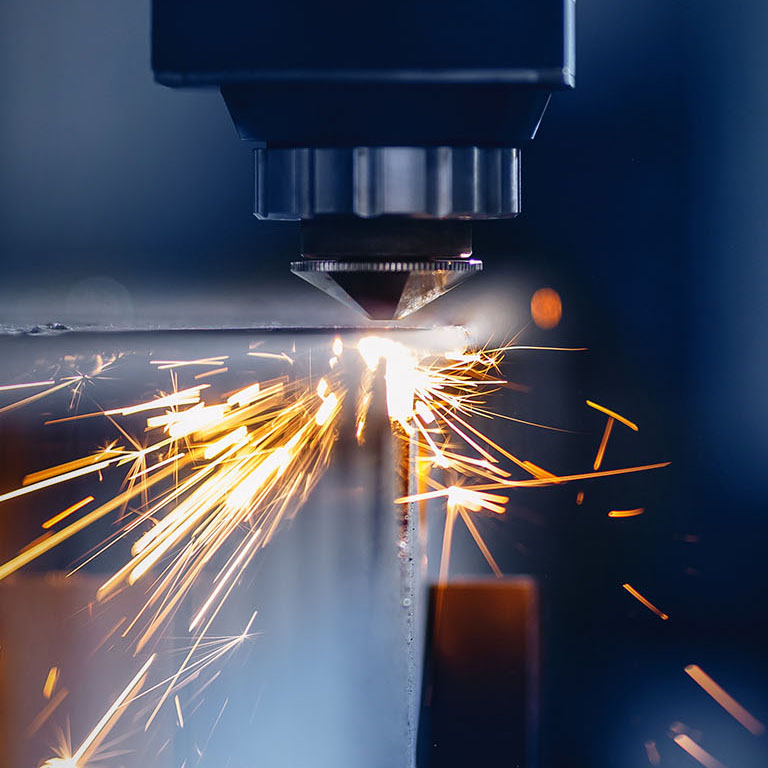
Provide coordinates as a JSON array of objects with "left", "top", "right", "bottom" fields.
[{"left": 152, "top": 0, "right": 574, "bottom": 147}]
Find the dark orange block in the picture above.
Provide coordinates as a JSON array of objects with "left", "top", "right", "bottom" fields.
[{"left": 418, "top": 578, "right": 539, "bottom": 767}]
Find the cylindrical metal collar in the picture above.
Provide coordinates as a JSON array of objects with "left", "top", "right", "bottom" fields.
[{"left": 255, "top": 146, "right": 520, "bottom": 221}]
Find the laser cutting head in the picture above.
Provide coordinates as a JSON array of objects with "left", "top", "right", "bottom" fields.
[
  {"left": 152, "top": 0, "right": 574, "bottom": 319},
  {"left": 256, "top": 147, "right": 522, "bottom": 318}
]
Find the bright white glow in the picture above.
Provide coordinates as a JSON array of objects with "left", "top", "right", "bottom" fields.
[
  {"left": 315, "top": 393, "right": 338, "bottom": 426},
  {"left": 227, "top": 382, "right": 261, "bottom": 408},
  {"left": 204, "top": 426, "right": 248, "bottom": 459},
  {"left": 357, "top": 336, "right": 423, "bottom": 428},
  {"left": 167, "top": 405, "right": 228, "bottom": 439}
]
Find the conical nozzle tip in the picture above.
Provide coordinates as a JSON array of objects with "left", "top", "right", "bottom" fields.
[{"left": 291, "top": 260, "right": 483, "bottom": 320}]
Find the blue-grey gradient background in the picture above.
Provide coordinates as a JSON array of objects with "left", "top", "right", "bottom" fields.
[{"left": 1, "top": 1, "right": 768, "bottom": 766}]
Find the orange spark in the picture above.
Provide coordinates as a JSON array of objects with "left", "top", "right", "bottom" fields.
[
  {"left": 673, "top": 734, "right": 728, "bottom": 768},
  {"left": 0, "top": 459, "right": 183, "bottom": 581},
  {"left": 194, "top": 366, "right": 229, "bottom": 380},
  {"left": 0, "top": 331, "right": 667, "bottom": 751},
  {"left": 684, "top": 664, "right": 765, "bottom": 735},
  {"left": 247, "top": 351, "right": 294, "bottom": 364},
  {"left": 41, "top": 386, "right": 210, "bottom": 426},
  {"left": 608, "top": 508, "right": 644, "bottom": 518},
  {"left": 0, "top": 379, "right": 74, "bottom": 415},
  {"left": 25, "top": 688, "right": 69, "bottom": 737},
  {"left": 438, "top": 506, "right": 457, "bottom": 586},
  {"left": 593, "top": 416, "right": 614, "bottom": 470},
  {"left": 458, "top": 508, "right": 503, "bottom": 578},
  {"left": 90, "top": 617, "right": 128, "bottom": 656},
  {"left": 0, "top": 379, "right": 55, "bottom": 391},
  {"left": 106, "top": 385, "right": 209, "bottom": 416},
  {"left": 43, "top": 666, "right": 60, "bottom": 699},
  {"left": 474, "top": 462, "right": 670, "bottom": 490},
  {"left": 42, "top": 496, "right": 95, "bottom": 529},
  {"left": 151, "top": 357, "right": 227, "bottom": 370},
  {"left": 586, "top": 399, "right": 639, "bottom": 431},
  {"left": 644, "top": 740, "right": 661, "bottom": 766},
  {"left": 576, "top": 491, "right": 585, "bottom": 505},
  {"left": 622, "top": 583, "right": 669, "bottom": 620},
  {"left": 41, "top": 655, "right": 154, "bottom": 767},
  {"left": 397, "top": 483, "right": 504, "bottom": 582},
  {"left": 1, "top": 459, "right": 117, "bottom": 504},
  {"left": 521, "top": 460, "right": 562, "bottom": 482},
  {"left": 24, "top": 450, "right": 121, "bottom": 486},
  {"left": 396, "top": 486, "right": 508, "bottom": 516}
]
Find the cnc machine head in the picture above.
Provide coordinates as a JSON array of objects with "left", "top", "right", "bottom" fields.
[{"left": 152, "top": 0, "right": 574, "bottom": 319}]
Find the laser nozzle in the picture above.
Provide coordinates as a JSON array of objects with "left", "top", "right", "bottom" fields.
[{"left": 291, "top": 258, "right": 483, "bottom": 320}]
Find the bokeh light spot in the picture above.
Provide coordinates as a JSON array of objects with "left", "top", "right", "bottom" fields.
[{"left": 530, "top": 287, "right": 562, "bottom": 329}]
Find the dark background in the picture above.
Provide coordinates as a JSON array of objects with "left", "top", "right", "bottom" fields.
[{"left": 1, "top": 1, "right": 767, "bottom": 766}]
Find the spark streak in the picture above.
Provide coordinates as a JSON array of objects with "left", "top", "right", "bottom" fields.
[
  {"left": 1, "top": 331, "right": 667, "bottom": 754},
  {"left": 593, "top": 416, "right": 614, "bottom": 470},
  {"left": 644, "top": 740, "right": 661, "bottom": 766},
  {"left": 43, "top": 666, "right": 60, "bottom": 699},
  {"left": 684, "top": 664, "right": 765, "bottom": 735},
  {"left": 0, "top": 379, "right": 55, "bottom": 391},
  {"left": 151, "top": 357, "right": 228, "bottom": 370},
  {"left": 622, "top": 583, "right": 669, "bottom": 620},
  {"left": 40, "top": 655, "right": 154, "bottom": 767},
  {"left": 0, "top": 459, "right": 117, "bottom": 504},
  {"left": 26, "top": 688, "right": 69, "bottom": 738},
  {"left": 586, "top": 399, "right": 639, "bottom": 431},
  {"left": 174, "top": 695, "right": 184, "bottom": 728},
  {"left": 194, "top": 366, "right": 228, "bottom": 380},
  {"left": 672, "top": 734, "right": 728, "bottom": 768},
  {"left": 472, "top": 462, "right": 670, "bottom": 490},
  {"left": 608, "top": 508, "right": 644, "bottom": 518},
  {"left": 42, "top": 497, "right": 95, "bottom": 529},
  {"left": 0, "top": 379, "right": 75, "bottom": 415},
  {"left": 247, "top": 351, "right": 294, "bottom": 364}
]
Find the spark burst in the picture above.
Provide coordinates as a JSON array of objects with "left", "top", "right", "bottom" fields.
[
  {"left": 41, "top": 655, "right": 154, "bottom": 768},
  {"left": 0, "top": 331, "right": 666, "bottom": 763},
  {"left": 376, "top": 336, "right": 668, "bottom": 580}
]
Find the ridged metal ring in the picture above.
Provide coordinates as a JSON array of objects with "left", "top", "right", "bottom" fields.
[
  {"left": 256, "top": 147, "right": 520, "bottom": 220},
  {"left": 290, "top": 259, "right": 483, "bottom": 273}
]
